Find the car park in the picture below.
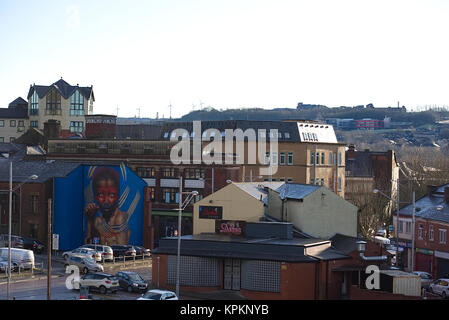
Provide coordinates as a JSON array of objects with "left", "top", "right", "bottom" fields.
[
  {"left": 22, "top": 237, "right": 45, "bottom": 254},
  {"left": 110, "top": 245, "right": 136, "bottom": 259},
  {"left": 412, "top": 271, "right": 433, "bottom": 289},
  {"left": 133, "top": 246, "right": 151, "bottom": 259},
  {"left": 63, "top": 247, "right": 102, "bottom": 262},
  {"left": 64, "top": 256, "right": 104, "bottom": 274},
  {"left": 116, "top": 271, "right": 149, "bottom": 293},
  {"left": 80, "top": 244, "right": 114, "bottom": 262},
  {"left": 137, "top": 289, "right": 178, "bottom": 300},
  {"left": 0, "top": 234, "right": 24, "bottom": 248},
  {"left": 72, "top": 272, "right": 119, "bottom": 294},
  {"left": 429, "top": 278, "right": 449, "bottom": 298}
]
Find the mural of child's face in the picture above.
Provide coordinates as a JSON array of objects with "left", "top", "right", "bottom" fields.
[{"left": 95, "top": 178, "right": 119, "bottom": 213}]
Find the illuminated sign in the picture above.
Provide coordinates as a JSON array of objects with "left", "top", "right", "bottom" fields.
[
  {"left": 199, "top": 206, "right": 223, "bottom": 219},
  {"left": 215, "top": 220, "right": 246, "bottom": 236}
]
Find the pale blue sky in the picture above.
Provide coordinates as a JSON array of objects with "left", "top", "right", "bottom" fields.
[{"left": 1, "top": 0, "right": 449, "bottom": 118}]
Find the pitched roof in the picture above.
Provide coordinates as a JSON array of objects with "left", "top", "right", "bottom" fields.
[
  {"left": 8, "top": 97, "right": 28, "bottom": 108},
  {"left": 0, "top": 143, "right": 79, "bottom": 183},
  {"left": 398, "top": 183, "right": 449, "bottom": 224},
  {"left": 275, "top": 183, "right": 320, "bottom": 200},
  {"left": 0, "top": 107, "right": 28, "bottom": 119},
  {"left": 27, "top": 78, "right": 94, "bottom": 100},
  {"left": 233, "top": 182, "right": 285, "bottom": 203}
]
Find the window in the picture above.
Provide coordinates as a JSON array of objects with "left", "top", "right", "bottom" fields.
[
  {"left": 418, "top": 224, "right": 423, "bottom": 239},
  {"left": 147, "top": 187, "right": 155, "bottom": 202},
  {"left": 18, "top": 120, "right": 24, "bottom": 127},
  {"left": 30, "top": 194, "right": 39, "bottom": 214},
  {"left": 241, "top": 260, "right": 280, "bottom": 293},
  {"left": 10, "top": 120, "right": 16, "bottom": 127},
  {"left": 0, "top": 120, "right": 4, "bottom": 127},
  {"left": 321, "top": 152, "right": 325, "bottom": 165},
  {"left": 337, "top": 177, "right": 342, "bottom": 191},
  {"left": 288, "top": 152, "right": 293, "bottom": 165},
  {"left": 429, "top": 225, "right": 434, "bottom": 241},
  {"left": 265, "top": 152, "right": 270, "bottom": 165},
  {"left": 184, "top": 168, "right": 205, "bottom": 179},
  {"left": 162, "top": 188, "right": 179, "bottom": 204},
  {"left": 136, "top": 167, "right": 155, "bottom": 178},
  {"left": 161, "top": 168, "right": 179, "bottom": 178},
  {"left": 30, "top": 91, "right": 39, "bottom": 115},
  {"left": 310, "top": 178, "right": 314, "bottom": 185},
  {"left": 439, "top": 229, "right": 447, "bottom": 244},
  {"left": 338, "top": 153, "right": 342, "bottom": 165},
  {"left": 10, "top": 137, "right": 15, "bottom": 142},
  {"left": 30, "top": 121, "right": 38, "bottom": 128},
  {"left": 0, "top": 137, "right": 4, "bottom": 142},
  {"left": 287, "top": 178, "right": 293, "bottom": 182},
  {"left": 46, "top": 88, "right": 61, "bottom": 114},
  {"left": 310, "top": 151, "right": 315, "bottom": 165},
  {"left": 70, "top": 90, "right": 84, "bottom": 116},
  {"left": 284, "top": 132, "right": 290, "bottom": 139},
  {"left": 70, "top": 121, "right": 84, "bottom": 133},
  {"left": 329, "top": 152, "right": 332, "bottom": 165},
  {"left": 316, "top": 151, "right": 320, "bottom": 164},
  {"left": 280, "top": 152, "right": 285, "bottom": 165},
  {"left": 397, "top": 220, "right": 403, "bottom": 233}
]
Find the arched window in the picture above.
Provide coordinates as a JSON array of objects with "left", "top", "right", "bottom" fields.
[{"left": 71, "top": 90, "right": 84, "bottom": 116}]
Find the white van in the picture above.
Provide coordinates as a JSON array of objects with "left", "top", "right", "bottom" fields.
[{"left": 0, "top": 247, "right": 35, "bottom": 270}]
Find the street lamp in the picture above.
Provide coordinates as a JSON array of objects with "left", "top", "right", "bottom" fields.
[
  {"left": 5, "top": 158, "right": 38, "bottom": 300},
  {"left": 373, "top": 188, "right": 415, "bottom": 271},
  {"left": 175, "top": 175, "right": 198, "bottom": 297}
]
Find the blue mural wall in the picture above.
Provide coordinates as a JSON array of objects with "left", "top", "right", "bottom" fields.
[{"left": 53, "top": 163, "right": 146, "bottom": 251}]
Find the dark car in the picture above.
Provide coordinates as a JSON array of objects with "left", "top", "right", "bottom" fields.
[
  {"left": 116, "top": 271, "right": 149, "bottom": 293},
  {"left": 133, "top": 246, "right": 151, "bottom": 259},
  {"left": 110, "top": 245, "right": 136, "bottom": 260},
  {"left": 0, "top": 234, "right": 24, "bottom": 248},
  {"left": 22, "top": 237, "right": 45, "bottom": 254}
]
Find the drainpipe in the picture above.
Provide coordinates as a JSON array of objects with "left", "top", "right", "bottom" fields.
[{"left": 357, "top": 241, "right": 387, "bottom": 261}]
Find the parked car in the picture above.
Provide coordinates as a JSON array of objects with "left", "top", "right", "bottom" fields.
[
  {"left": 63, "top": 247, "right": 102, "bottom": 262},
  {"left": 22, "top": 237, "right": 45, "bottom": 254},
  {"left": 64, "top": 256, "right": 104, "bottom": 274},
  {"left": 80, "top": 244, "right": 114, "bottom": 262},
  {"left": 0, "top": 234, "right": 24, "bottom": 248},
  {"left": 429, "top": 278, "right": 449, "bottom": 298},
  {"left": 0, "top": 247, "right": 34, "bottom": 270},
  {"left": 72, "top": 272, "right": 119, "bottom": 294},
  {"left": 133, "top": 246, "right": 151, "bottom": 259},
  {"left": 110, "top": 245, "right": 136, "bottom": 259},
  {"left": 412, "top": 271, "right": 433, "bottom": 289},
  {"left": 116, "top": 271, "right": 149, "bottom": 293},
  {"left": 137, "top": 289, "right": 178, "bottom": 300}
]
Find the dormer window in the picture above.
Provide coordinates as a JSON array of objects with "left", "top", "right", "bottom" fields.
[{"left": 30, "top": 91, "right": 39, "bottom": 115}]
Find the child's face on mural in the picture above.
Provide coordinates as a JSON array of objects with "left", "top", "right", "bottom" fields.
[{"left": 95, "top": 178, "right": 119, "bottom": 212}]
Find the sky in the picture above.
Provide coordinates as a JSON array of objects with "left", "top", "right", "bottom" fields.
[{"left": 1, "top": 0, "right": 449, "bottom": 118}]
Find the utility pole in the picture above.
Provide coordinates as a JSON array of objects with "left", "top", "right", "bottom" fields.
[{"left": 47, "top": 198, "right": 52, "bottom": 300}]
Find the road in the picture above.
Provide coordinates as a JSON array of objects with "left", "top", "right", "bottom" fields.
[{"left": 0, "top": 254, "right": 153, "bottom": 300}]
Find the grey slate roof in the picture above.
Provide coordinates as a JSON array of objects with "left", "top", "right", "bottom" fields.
[
  {"left": 0, "top": 143, "right": 80, "bottom": 183},
  {"left": 8, "top": 97, "right": 28, "bottom": 108},
  {"left": 275, "top": 183, "right": 320, "bottom": 200},
  {"left": 0, "top": 107, "right": 28, "bottom": 119},
  {"left": 27, "top": 78, "right": 94, "bottom": 101},
  {"left": 398, "top": 183, "right": 449, "bottom": 224}
]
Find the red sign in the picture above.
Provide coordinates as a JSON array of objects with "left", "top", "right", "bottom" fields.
[{"left": 215, "top": 220, "right": 246, "bottom": 236}]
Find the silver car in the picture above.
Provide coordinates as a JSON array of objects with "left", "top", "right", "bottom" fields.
[
  {"left": 64, "top": 256, "right": 104, "bottom": 274},
  {"left": 412, "top": 271, "right": 433, "bottom": 289}
]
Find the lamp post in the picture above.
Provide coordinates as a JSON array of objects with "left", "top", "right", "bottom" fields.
[
  {"left": 4, "top": 157, "right": 38, "bottom": 300},
  {"left": 373, "top": 187, "right": 415, "bottom": 270},
  {"left": 175, "top": 176, "right": 198, "bottom": 297}
]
